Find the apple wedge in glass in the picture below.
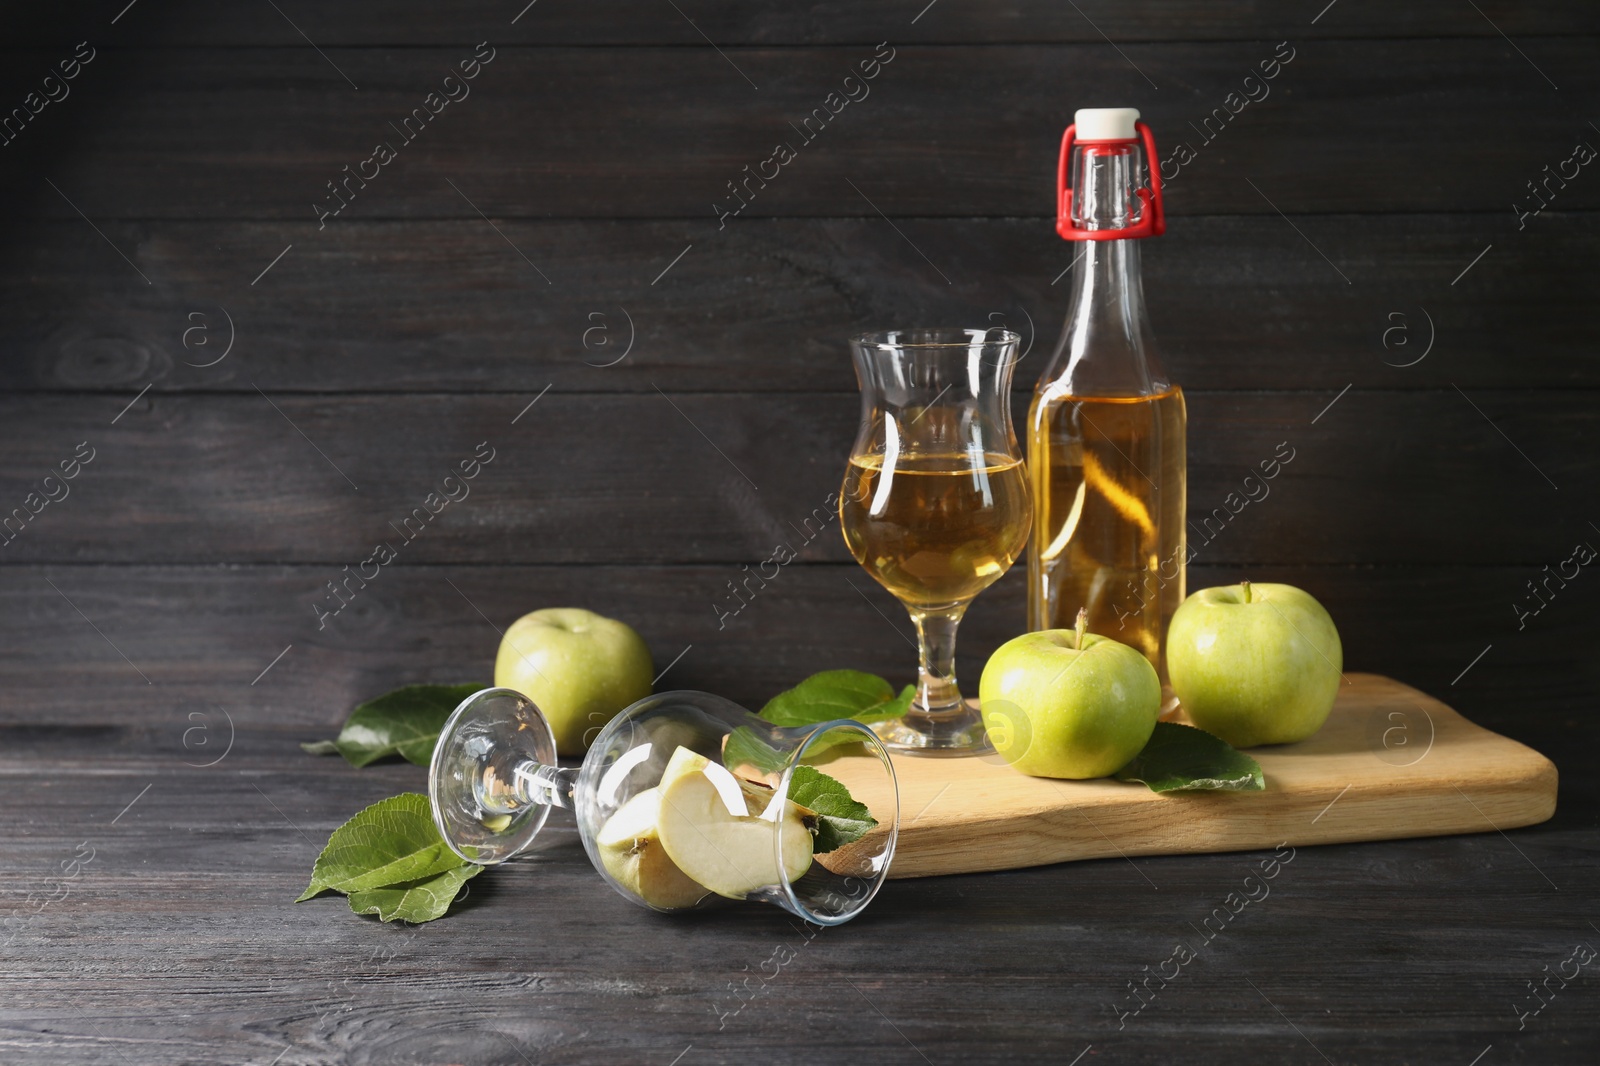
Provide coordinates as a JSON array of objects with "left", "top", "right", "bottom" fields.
[{"left": 429, "top": 688, "right": 900, "bottom": 925}]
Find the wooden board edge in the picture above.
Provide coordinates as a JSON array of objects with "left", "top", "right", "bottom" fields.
[{"left": 885, "top": 694, "right": 1560, "bottom": 880}]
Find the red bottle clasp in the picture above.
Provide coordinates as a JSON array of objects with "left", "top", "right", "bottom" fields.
[{"left": 1055, "top": 121, "right": 1166, "bottom": 241}]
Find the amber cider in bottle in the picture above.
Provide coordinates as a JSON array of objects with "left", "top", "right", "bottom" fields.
[{"left": 1028, "top": 107, "right": 1186, "bottom": 688}]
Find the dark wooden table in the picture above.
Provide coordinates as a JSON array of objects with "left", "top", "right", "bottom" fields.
[{"left": 2, "top": 3, "right": 1597, "bottom": 1063}]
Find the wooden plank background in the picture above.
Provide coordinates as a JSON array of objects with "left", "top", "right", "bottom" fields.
[{"left": 1, "top": 2, "right": 1596, "bottom": 1063}]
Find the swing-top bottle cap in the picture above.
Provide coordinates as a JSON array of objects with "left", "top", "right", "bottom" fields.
[
  {"left": 1056, "top": 109, "right": 1165, "bottom": 239},
  {"left": 1073, "top": 107, "right": 1140, "bottom": 141}
]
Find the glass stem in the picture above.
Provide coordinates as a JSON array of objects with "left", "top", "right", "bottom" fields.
[
  {"left": 910, "top": 605, "right": 967, "bottom": 717},
  {"left": 480, "top": 760, "right": 578, "bottom": 815}
]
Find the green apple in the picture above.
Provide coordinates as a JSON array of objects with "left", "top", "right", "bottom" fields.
[
  {"left": 978, "top": 611, "right": 1162, "bottom": 779},
  {"left": 594, "top": 787, "right": 709, "bottom": 910},
  {"left": 494, "top": 607, "right": 654, "bottom": 756},
  {"left": 656, "top": 751, "right": 813, "bottom": 900},
  {"left": 1167, "top": 581, "right": 1343, "bottom": 748}
]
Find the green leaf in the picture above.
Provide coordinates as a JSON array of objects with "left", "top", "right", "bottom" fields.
[
  {"left": 347, "top": 863, "right": 483, "bottom": 923},
  {"left": 1114, "top": 722, "right": 1266, "bottom": 794},
  {"left": 297, "top": 793, "right": 467, "bottom": 901},
  {"left": 759, "top": 670, "right": 912, "bottom": 729},
  {"left": 722, "top": 726, "right": 789, "bottom": 778},
  {"left": 788, "top": 765, "right": 879, "bottom": 853},
  {"left": 305, "top": 683, "right": 483, "bottom": 768},
  {"left": 758, "top": 670, "right": 913, "bottom": 759},
  {"left": 737, "top": 671, "right": 895, "bottom": 852}
]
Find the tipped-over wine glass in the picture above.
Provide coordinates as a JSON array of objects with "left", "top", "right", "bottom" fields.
[
  {"left": 840, "top": 328, "right": 1034, "bottom": 756},
  {"left": 428, "top": 687, "right": 900, "bottom": 925}
]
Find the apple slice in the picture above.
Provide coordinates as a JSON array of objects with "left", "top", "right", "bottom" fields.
[
  {"left": 659, "top": 745, "right": 711, "bottom": 788},
  {"left": 656, "top": 761, "right": 813, "bottom": 900},
  {"left": 662, "top": 744, "right": 790, "bottom": 809},
  {"left": 659, "top": 744, "right": 763, "bottom": 815},
  {"left": 594, "top": 787, "right": 709, "bottom": 910}
]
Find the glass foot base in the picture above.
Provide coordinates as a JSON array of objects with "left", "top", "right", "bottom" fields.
[
  {"left": 430, "top": 687, "right": 556, "bottom": 865},
  {"left": 873, "top": 703, "right": 993, "bottom": 758}
]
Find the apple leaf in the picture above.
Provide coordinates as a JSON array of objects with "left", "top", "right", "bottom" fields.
[
  {"left": 760, "top": 670, "right": 913, "bottom": 728},
  {"left": 788, "top": 765, "right": 879, "bottom": 853},
  {"left": 758, "top": 670, "right": 913, "bottom": 758},
  {"left": 297, "top": 793, "right": 471, "bottom": 902},
  {"left": 1114, "top": 723, "right": 1266, "bottom": 793},
  {"left": 722, "top": 726, "right": 789, "bottom": 778},
  {"left": 346, "top": 863, "right": 483, "bottom": 923},
  {"left": 301, "top": 683, "right": 484, "bottom": 767}
]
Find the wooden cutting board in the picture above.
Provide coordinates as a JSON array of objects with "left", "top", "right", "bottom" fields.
[{"left": 828, "top": 674, "right": 1557, "bottom": 879}]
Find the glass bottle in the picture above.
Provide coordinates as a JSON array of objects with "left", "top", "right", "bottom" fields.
[{"left": 1027, "top": 107, "right": 1187, "bottom": 695}]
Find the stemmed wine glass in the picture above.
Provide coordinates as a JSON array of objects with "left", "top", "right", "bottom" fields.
[
  {"left": 839, "top": 328, "right": 1033, "bottom": 756},
  {"left": 428, "top": 686, "right": 900, "bottom": 925}
]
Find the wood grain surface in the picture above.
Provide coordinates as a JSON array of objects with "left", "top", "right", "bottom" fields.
[
  {"left": 4, "top": 41, "right": 1599, "bottom": 221},
  {"left": 7, "top": 2, "right": 1599, "bottom": 46},
  {"left": 836, "top": 675, "right": 1558, "bottom": 879},
  {"left": 2, "top": 215, "right": 1596, "bottom": 394},
  {"left": 0, "top": 732, "right": 1590, "bottom": 1066},
  {"left": 0, "top": 562, "right": 1592, "bottom": 800},
  {"left": 0, "top": 390, "right": 1591, "bottom": 566},
  {"left": 2, "top": 2, "right": 1596, "bottom": 1063}
]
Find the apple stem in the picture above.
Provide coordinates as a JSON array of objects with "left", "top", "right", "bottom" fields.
[
  {"left": 1074, "top": 607, "right": 1088, "bottom": 651},
  {"left": 1241, "top": 580, "right": 1252, "bottom": 604}
]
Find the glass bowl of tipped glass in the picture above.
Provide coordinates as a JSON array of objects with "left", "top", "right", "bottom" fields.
[
  {"left": 840, "top": 328, "right": 1033, "bottom": 756},
  {"left": 428, "top": 687, "right": 899, "bottom": 924}
]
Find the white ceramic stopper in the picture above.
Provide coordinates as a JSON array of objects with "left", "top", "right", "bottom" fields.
[{"left": 1074, "top": 107, "right": 1140, "bottom": 141}]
